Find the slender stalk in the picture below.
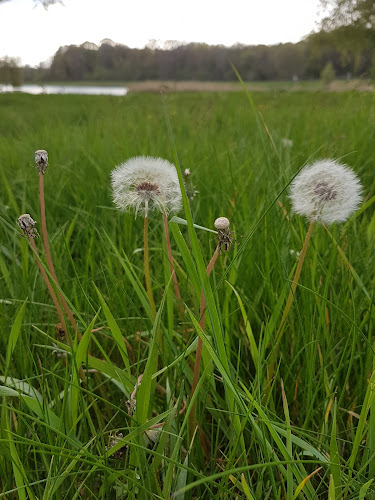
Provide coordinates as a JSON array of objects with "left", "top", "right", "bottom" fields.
[
  {"left": 39, "top": 172, "right": 80, "bottom": 335},
  {"left": 29, "top": 238, "right": 68, "bottom": 338},
  {"left": 144, "top": 216, "right": 157, "bottom": 319},
  {"left": 163, "top": 213, "right": 184, "bottom": 317},
  {"left": 189, "top": 245, "right": 220, "bottom": 438},
  {"left": 267, "top": 221, "right": 315, "bottom": 383},
  {"left": 276, "top": 220, "right": 315, "bottom": 342}
]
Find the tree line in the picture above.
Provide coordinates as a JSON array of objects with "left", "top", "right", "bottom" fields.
[
  {"left": 20, "top": 29, "right": 375, "bottom": 85},
  {"left": 1, "top": 0, "right": 375, "bottom": 85}
]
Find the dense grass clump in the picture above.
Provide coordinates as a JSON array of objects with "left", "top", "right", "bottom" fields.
[{"left": 0, "top": 90, "right": 375, "bottom": 499}]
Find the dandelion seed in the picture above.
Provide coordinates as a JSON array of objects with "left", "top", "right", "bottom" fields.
[
  {"left": 145, "top": 428, "right": 161, "bottom": 444},
  {"left": 290, "top": 159, "right": 362, "bottom": 224},
  {"left": 282, "top": 138, "right": 293, "bottom": 148},
  {"left": 111, "top": 156, "right": 182, "bottom": 218},
  {"left": 184, "top": 167, "right": 199, "bottom": 200}
]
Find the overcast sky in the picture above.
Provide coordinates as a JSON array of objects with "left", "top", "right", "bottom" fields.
[{"left": 0, "top": 0, "right": 323, "bottom": 67}]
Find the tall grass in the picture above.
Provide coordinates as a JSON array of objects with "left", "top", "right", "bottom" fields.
[{"left": 0, "top": 90, "right": 374, "bottom": 499}]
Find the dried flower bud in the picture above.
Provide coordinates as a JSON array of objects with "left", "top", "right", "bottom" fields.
[
  {"left": 125, "top": 397, "right": 136, "bottom": 416},
  {"left": 17, "top": 214, "right": 39, "bottom": 238},
  {"left": 35, "top": 149, "right": 48, "bottom": 174},
  {"left": 105, "top": 432, "right": 127, "bottom": 460},
  {"left": 214, "top": 217, "right": 230, "bottom": 230},
  {"left": 214, "top": 217, "right": 237, "bottom": 253},
  {"left": 55, "top": 323, "right": 66, "bottom": 339}
]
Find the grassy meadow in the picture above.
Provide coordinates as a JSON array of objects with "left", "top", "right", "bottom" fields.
[{"left": 0, "top": 89, "right": 375, "bottom": 499}]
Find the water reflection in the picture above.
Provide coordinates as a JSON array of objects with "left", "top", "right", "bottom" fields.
[{"left": 0, "top": 84, "right": 128, "bottom": 96}]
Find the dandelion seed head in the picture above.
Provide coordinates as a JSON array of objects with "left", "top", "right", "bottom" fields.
[
  {"left": 214, "top": 217, "right": 230, "bottom": 230},
  {"left": 111, "top": 156, "right": 182, "bottom": 217},
  {"left": 17, "top": 214, "right": 39, "bottom": 238},
  {"left": 289, "top": 159, "right": 362, "bottom": 224},
  {"left": 184, "top": 168, "right": 191, "bottom": 176},
  {"left": 35, "top": 149, "right": 48, "bottom": 174}
]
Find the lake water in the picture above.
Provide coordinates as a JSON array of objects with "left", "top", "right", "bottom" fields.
[{"left": 0, "top": 84, "right": 128, "bottom": 96}]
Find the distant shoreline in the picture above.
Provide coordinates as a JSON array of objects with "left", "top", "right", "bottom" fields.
[{"left": 6, "top": 79, "right": 374, "bottom": 93}]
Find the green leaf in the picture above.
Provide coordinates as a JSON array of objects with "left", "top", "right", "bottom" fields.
[
  {"left": 328, "top": 474, "right": 335, "bottom": 500},
  {"left": 329, "top": 401, "right": 341, "bottom": 496},
  {"left": 103, "top": 230, "right": 152, "bottom": 320},
  {"left": 5, "top": 298, "right": 27, "bottom": 374},
  {"left": 95, "top": 286, "right": 131, "bottom": 374},
  {"left": 226, "top": 281, "right": 259, "bottom": 367},
  {"left": 359, "top": 479, "right": 374, "bottom": 500},
  {"left": 135, "top": 277, "right": 171, "bottom": 425}
]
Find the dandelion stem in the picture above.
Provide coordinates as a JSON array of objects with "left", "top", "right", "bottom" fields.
[
  {"left": 39, "top": 172, "right": 80, "bottom": 336},
  {"left": 267, "top": 220, "right": 315, "bottom": 382},
  {"left": 144, "top": 216, "right": 157, "bottom": 319},
  {"left": 189, "top": 244, "right": 220, "bottom": 438},
  {"left": 277, "top": 220, "right": 315, "bottom": 339},
  {"left": 163, "top": 213, "right": 184, "bottom": 317},
  {"left": 29, "top": 238, "right": 68, "bottom": 337}
]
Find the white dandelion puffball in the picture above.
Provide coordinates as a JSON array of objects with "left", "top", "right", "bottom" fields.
[
  {"left": 111, "top": 156, "right": 182, "bottom": 217},
  {"left": 290, "top": 159, "right": 362, "bottom": 224}
]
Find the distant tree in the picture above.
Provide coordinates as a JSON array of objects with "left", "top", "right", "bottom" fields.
[
  {"left": 321, "top": 61, "right": 336, "bottom": 84},
  {"left": 27, "top": 35, "right": 375, "bottom": 83},
  {"left": 320, "top": 0, "right": 375, "bottom": 30},
  {"left": 0, "top": 57, "right": 23, "bottom": 86}
]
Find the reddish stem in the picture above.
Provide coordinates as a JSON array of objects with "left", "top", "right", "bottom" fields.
[
  {"left": 189, "top": 245, "right": 220, "bottom": 438},
  {"left": 29, "top": 238, "right": 68, "bottom": 337},
  {"left": 267, "top": 221, "right": 315, "bottom": 384},
  {"left": 144, "top": 216, "right": 157, "bottom": 319},
  {"left": 163, "top": 213, "right": 184, "bottom": 316},
  {"left": 39, "top": 172, "right": 80, "bottom": 336}
]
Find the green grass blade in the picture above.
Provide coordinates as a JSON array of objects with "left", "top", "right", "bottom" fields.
[
  {"left": 5, "top": 298, "right": 27, "bottom": 375},
  {"left": 95, "top": 286, "right": 131, "bottom": 373}
]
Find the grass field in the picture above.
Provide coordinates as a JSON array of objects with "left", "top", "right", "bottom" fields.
[{"left": 0, "top": 90, "right": 375, "bottom": 499}]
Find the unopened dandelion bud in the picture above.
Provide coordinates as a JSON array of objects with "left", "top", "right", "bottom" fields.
[
  {"left": 290, "top": 159, "right": 362, "bottom": 224},
  {"left": 35, "top": 149, "right": 48, "bottom": 174},
  {"left": 214, "top": 217, "right": 230, "bottom": 230},
  {"left": 17, "top": 214, "right": 39, "bottom": 238}
]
